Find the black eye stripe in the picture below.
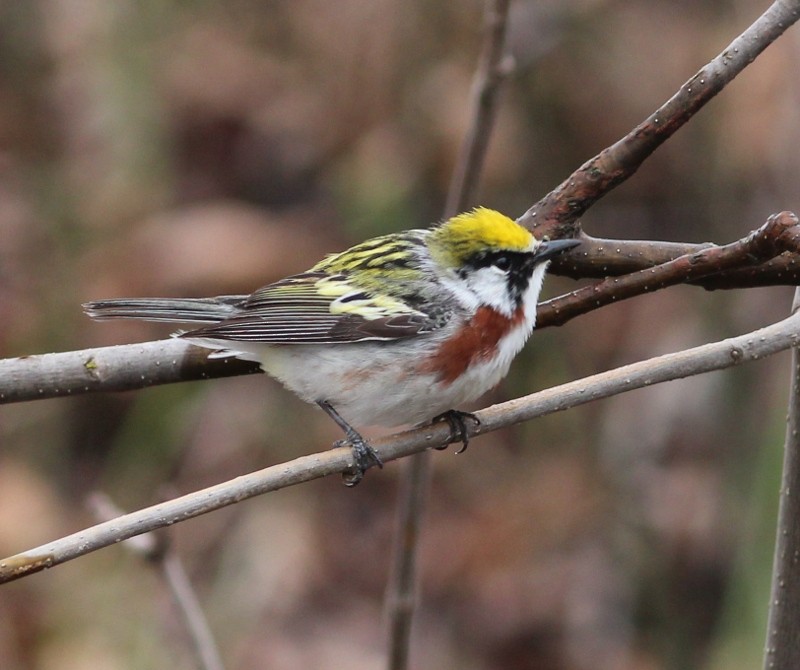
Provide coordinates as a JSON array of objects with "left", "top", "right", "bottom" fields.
[{"left": 467, "top": 250, "right": 530, "bottom": 272}]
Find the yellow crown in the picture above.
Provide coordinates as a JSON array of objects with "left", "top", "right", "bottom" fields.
[{"left": 428, "top": 208, "right": 534, "bottom": 268}]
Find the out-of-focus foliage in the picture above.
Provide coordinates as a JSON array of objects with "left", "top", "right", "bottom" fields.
[{"left": 0, "top": 1, "right": 797, "bottom": 668}]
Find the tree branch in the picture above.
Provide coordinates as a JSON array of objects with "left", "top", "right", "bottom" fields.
[
  {"left": 763, "top": 288, "right": 800, "bottom": 669},
  {"left": 3, "top": 301, "right": 800, "bottom": 584},
  {"left": 538, "top": 211, "right": 800, "bottom": 328},
  {"left": 517, "top": 0, "right": 800, "bottom": 240},
  {"left": 0, "top": 339, "right": 260, "bottom": 404},
  {"left": 386, "top": 452, "right": 430, "bottom": 670},
  {"left": 547, "top": 235, "right": 800, "bottom": 290}
]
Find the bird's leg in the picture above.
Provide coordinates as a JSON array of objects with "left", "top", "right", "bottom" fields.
[
  {"left": 317, "top": 401, "right": 384, "bottom": 486},
  {"left": 431, "top": 410, "right": 481, "bottom": 453}
]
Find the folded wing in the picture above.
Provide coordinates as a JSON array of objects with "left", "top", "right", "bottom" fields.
[{"left": 180, "top": 272, "right": 437, "bottom": 344}]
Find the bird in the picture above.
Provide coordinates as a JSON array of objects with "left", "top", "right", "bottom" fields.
[{"left": 84, "top": 208, "right": 579, "bottom": 485}]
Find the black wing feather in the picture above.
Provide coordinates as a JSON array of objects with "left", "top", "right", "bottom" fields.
[{"left": 181, "top": 273, "right": 437, "bottom": 344}]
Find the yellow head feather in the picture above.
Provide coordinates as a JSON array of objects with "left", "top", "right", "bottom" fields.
[{"left": 427, "top": 208, "right": 534, "bottom": 268}]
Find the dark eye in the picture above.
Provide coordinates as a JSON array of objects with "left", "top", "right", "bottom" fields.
[{"left": 492, "top": 255, "right": 511, "bottom": 271}]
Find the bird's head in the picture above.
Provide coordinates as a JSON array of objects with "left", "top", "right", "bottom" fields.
[{"left": 427, "top": 208, "right": 579, "bottom": 316}]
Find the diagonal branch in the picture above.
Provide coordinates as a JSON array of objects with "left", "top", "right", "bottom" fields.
[
  {"left": 2, "top": 300, "right": 800, "bottom": 585},
  {"left": 517, "top": 0, "right": 800, "bottom": 239}
]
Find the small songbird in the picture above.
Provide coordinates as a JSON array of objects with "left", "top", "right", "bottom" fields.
[{"left": 84, "top": 208, "right": 579, "bottom": 484}]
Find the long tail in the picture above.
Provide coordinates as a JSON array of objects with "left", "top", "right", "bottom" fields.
[{"left": 82, "top": 296, "right": 247, "bottom": 324}]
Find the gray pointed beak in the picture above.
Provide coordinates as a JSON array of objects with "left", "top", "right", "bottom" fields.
[{"left": 533, "top": 238, "right": 581, "bottom": 263}]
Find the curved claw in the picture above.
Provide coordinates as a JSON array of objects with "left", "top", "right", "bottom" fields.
[
  {"left": 432, "top": 410, "right": 480, "bottom": 453},
  {"left": 336, "top": 435, "right": 383, "bottom": 487},
  {"left": 317, "top": 400, "right": 383, "bottom": 486}
]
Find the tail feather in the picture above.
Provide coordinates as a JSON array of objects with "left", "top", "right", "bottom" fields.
[{"left": 82, "top": 296, "right": 246, "bottom": 324}]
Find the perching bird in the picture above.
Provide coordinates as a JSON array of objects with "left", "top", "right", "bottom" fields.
[{"left": 84, "top": 208, "right": 579, "bottom": 484}]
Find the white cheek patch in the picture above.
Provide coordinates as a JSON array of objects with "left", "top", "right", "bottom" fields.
[{"left": 466, "top": 266, "right": 513, "bottom": 315}]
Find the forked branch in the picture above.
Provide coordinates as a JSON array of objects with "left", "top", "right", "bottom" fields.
[{"left": 538, "top": 211, "right": 800, "bottom": 328}]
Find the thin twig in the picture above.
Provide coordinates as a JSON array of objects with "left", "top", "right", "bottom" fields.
[
  {"left": 386, "top": 452, "right": 430, "bottom": 670},
  {"left": 763, "top": 288, "right": 800, "bottom": 669},
  {"left": 88, "top": 494, "right": 226, "bottom": 670},
  {"left": 3, "top": 305, "right": 800, "bottom": 584},
  {"left": 517, "top": 0, "right": 800, "bottom": 239},
  {"left": 387, "top": 2, "right": 513, "bottom": 666},
  {"left": 444, "top": 0, "right": 512, "bottom": 218},
  {"left": 161, "top": 553, "right": 226, "bottom": 670}
]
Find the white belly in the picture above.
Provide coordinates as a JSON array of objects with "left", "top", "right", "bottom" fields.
[{"left": 186, "top": 322, "right": 532, "bottom": 428}]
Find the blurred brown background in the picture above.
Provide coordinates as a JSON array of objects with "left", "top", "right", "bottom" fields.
[{"left": 1, "top": 1, "right": 799, "bottom": 668}]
